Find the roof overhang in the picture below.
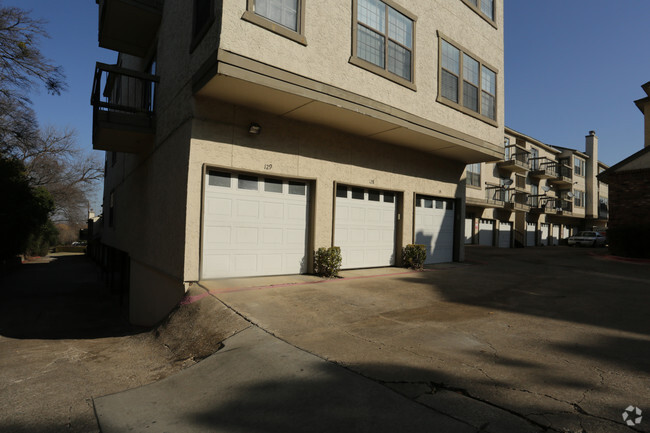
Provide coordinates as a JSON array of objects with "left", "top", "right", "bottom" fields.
[{"left": 193, "top": 50, "right": 504, "bottom": 164}]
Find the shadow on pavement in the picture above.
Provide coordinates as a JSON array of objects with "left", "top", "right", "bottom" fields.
[{"left": 0, "top": 254, "right": 144, "bottom": 339}]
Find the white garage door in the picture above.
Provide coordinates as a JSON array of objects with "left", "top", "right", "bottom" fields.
[
  {"left": 498, "top": 222, "right": 512, "bottom": 248},
  {"left": 414, "top": 195, "right": 455, "bottom": 264},
  {"left": 464, "top": 218, "right": 473, "bottom": 245},
  {"left": 335, "top": 185, "right": 396, "bottom": 269},
  {"left": 201, "top": 171, "right": 308, "bottom": 279},
  {"left": 551, "top": 225, "right": 560, "bottom": 246},
  {"left": 540, "top": 223, "right": 549, "bottom": 245},
  {"left": 526, "top": 222, "right": 536, "bottom": 247},
  {"left": 479, "top": 219, "right": 494, "bottom": 246}
]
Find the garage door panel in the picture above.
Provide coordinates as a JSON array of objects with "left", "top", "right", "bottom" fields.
[
  {"left": 202, "top": 171, "right": 308, "bottom": 279},
  {"left": 263, "top": 202, "right": 284, "bottom": 219},
  {"left": 262, "top": 228, "right": 283, "bottom": 244},
  {"left": 286, "top": 229, "right": 305, "bottom": 245},
  {"left": 415, "top": 195, "right": 454, "bottom": 264},
  {"left": 336, "top": 186, "right": 396, "bottom": 269},
  {"left": 237, "top": 200, "right": 260, "bottom": 217},
  {"left": 207, "top": 198, "right": 232, "bottom": 216},
  {"left": 205, "top": 226, "right": 231, "bottom": 245}
]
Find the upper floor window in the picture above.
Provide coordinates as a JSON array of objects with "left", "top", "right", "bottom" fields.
[
  {"left": 462, "top": 0, "right": 496, "bottom": 26},
  {"left": 529, "top": 147, "right": 539, "bottom": 170},
  {"left": 439, "top": 37, "right": 497, "bottom": 125},
  {"left": 191, "top": 0, "right": 214, "bottom": 51},
  {"left": 466, "top": 163, "right": 481, "bottom": 187},
  {"left": 350, "top": 0, "right": 416, "bottom": 89},
  {"left": 574, "top": 157, "right": 585, "bottom": 176},
  {"left": 243, "top": 0, "right": 307, "bottom": 45},
  {"left": 574, "top": 190, "right": 585, "bottom": 208}
]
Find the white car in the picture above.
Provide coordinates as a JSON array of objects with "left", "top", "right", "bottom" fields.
[{"left": 568, "top": 231, "right": 606, "bottom": 247}]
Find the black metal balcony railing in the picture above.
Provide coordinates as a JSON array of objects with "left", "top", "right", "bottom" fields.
[
  {"left": 91, "top": 62, "right": 159, "bottom": 152},
  {"left": 91, "top": 62, "right": 158, "bottom": 116},
  {"left": 556, "top": 164, "right": 573, "bottom": 182},
  {"left": 498, "top": 145, "right": 530, "bottom": 172},
  {"left": 529, "top": 157, "right": 557, "bottom": 177},
  {"left": 486, "top": 185, "right": 508, "bottom": 205}
]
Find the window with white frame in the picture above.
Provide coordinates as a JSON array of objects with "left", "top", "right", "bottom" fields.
[
  {"left": 351, "top": 0, "right": 415, "bottom": 86},
  {"left": 574, "top": 157, "right": 585, "bottom": 176},
  {"left": 466, "top": 163, "right": 481, "bottom": 187},
  {"left": 439, "top": 37, "right": 497, "bottom": 123}
]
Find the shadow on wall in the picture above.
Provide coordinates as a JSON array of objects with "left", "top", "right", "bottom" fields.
[{"left": 0, "top": 255, "right": 143, "bottom": 339}]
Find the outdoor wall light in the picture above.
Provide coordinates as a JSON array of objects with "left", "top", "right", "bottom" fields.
[{"left": 248, "top": 123, "right": 262, "bottom": 135}]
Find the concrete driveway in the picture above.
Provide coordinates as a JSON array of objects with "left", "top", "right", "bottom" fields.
[{"left": 203, "top": 246, "right": 650, "bottom": 433}]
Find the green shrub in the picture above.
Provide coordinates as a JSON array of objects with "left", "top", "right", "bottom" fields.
[
  {"left": 403, "top": 244, "right": 426, "bottom": 270},
  {"left": 314, "top": 246, "right": 342, "bottom": 278},
  {"left": 607, "top": 225, "right": 650, "bottom": 258}
]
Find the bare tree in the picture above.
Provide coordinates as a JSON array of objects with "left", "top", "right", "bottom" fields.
[
  {"left": 0, "top": 4, "right": 103, "bottom": 226},
  {"left": 0, "top": 4, "right": 65, "bottom": 101},
  {"left": 11, "top": 126, "right": 104, "bottom": 224}
]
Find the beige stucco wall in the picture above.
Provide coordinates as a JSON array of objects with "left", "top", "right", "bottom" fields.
[
  {"left": 183, "top": 98, "right": 465, "bottom": 281},
  {"left": 216, "top": 0, "right": 504, "bottom": 148}
]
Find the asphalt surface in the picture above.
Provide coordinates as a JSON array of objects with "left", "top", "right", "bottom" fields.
[
  {"left": 98, "top": 246, "right": 649, "bottom": 433},
  {"left": 2, "top": 247, "right": 649, "bottom": 433}
]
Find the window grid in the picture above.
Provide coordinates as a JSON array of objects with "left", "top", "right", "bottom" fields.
[
  {"left": 462, "top": 0, "right": 496, "bottom": 24},
  {"left": 466, "top": 163, "right": 481, "bottom": 187},
  {"left": 574, "top": 157, "right": 585, "bottom": 176},
  {"left": 255, "top": 0, "right": 299, "bottom": 31},
  {"left": 439, "top": 38, "right": 497, "bottom": 123},
  {"left": 574, "top": 190, "right": 585, "bottom": 208},
  {"left": 355, "top": 0, "right": 414, "bottom": 83}
]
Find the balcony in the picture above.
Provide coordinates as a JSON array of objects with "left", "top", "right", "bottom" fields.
[
  {"left": 548, "top": 164, "right": 573, "bottom": 187},
  {"left": 528, "top": 195, "right": 551, "bottom": 214},
  {"left": 497, "top": 145, "right": 530, "bottom": 173},
  {"left": 485, "top": 184, "right": 507, "bottom": 207},
  {"left": 529, "top": 158, "right": 557, "bottom": 179},
  {"left": 97, "top": 0, "right": 163, "bottom": 57},
  {"left": 91, "top": 62, "right": 159, "bottom": 153},
  {"left": 505, "top": 191, "right": 530, "bottom": 211},
  {"left": 556, "top": 200, "right": 573, "bottom": 216}
]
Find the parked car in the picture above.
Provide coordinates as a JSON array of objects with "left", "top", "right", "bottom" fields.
[{"left": 568, "top": 231, "right": 606, "bottom": 247}]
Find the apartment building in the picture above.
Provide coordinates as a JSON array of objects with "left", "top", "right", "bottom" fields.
[
  {"left": 92, "top": 0, "right": 505, "bottom": 325},
  {"left": 464, "top": 128, "right": 609, "bottom": 248}
]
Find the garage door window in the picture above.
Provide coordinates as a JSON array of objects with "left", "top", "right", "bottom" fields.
[
  {"left": 238, "top": 175, "right": 259, "bottom": 190},
  {"left": 264, "top": 178, "right": 283, "bottom": 193},
  {"left": 368, "top": 189, "right": 380, "bottom": 201},
  {"left": 208, "top": 171, "right": 231, "bottom": 187},
  {"left": 351, "top": 187, "right": 364, "bottom": 199},
  {"left": 384, "top": 191, "right": 395, "bottom": 203},
  {"left": 435, "top": 200, "right": 444, "bottom": 209},
  {"left": 336, "top": 185, "right": 348, "bottom": 198},
  {"left": 288, "top": 181, "right": 306, "bottom": 195}
]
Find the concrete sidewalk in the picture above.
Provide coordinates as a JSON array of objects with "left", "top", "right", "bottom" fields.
[{"left": 94, "top": 326, "right": 473, "bottom": 433}]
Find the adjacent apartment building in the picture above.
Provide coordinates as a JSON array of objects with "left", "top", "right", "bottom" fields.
[
  {"left": 464, "top": 128, "right": 609, "bottom": 248},
  {"left": 92, "top": 0, "right": 505, "bottom": 325}
]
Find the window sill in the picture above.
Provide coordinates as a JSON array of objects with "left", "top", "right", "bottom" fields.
[
  {"left": 467, "top": 184, "right": 483, "bottom": 190},
  {"left": 437, "top": 95, "right": 498, "bottom": 127},
  {"left": 241, "top": 11, "right": 307, "bottom": 46},
  {"left": 349, "top": 56, "right": 417, "bottom": 91}
]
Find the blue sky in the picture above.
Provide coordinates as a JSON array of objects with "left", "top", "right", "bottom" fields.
[{"left": 5, "top": 1, "right": 650, "bottom": 211}]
